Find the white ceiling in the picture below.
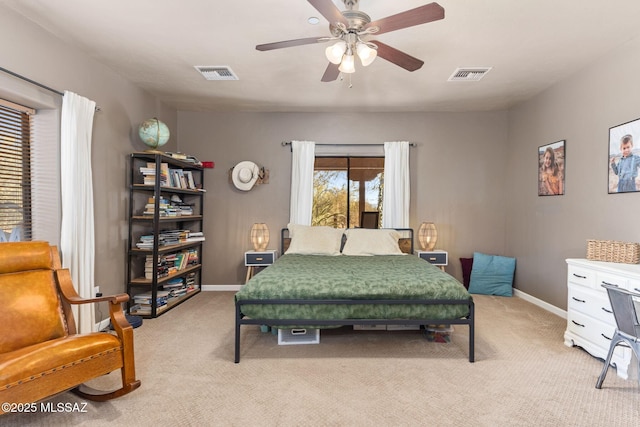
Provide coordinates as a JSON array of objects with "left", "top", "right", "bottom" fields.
[{"left": 4, "top": 0, "right": 640, "bottom": 113}]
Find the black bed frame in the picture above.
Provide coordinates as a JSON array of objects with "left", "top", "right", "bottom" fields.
[{"left": 234, "top": 228, "right": 475, "bottom": 363}]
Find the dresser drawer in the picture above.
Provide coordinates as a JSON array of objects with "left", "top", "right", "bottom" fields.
[
  {"left": 568, "top": 283, "right": 614, "bottom": 324},
  {"left": 244, "top": 251, "right": 277, "bottom": 266},
  {"left": 566, "top": 310, "right": 615, "bottom": 358},
  {"left": 567, "top": 265, "right": 595, "bottom": 288},
  {"left": 596, "top": 271, "right": 629, "bottom": 291},
  {"left": 629, "top": 279, "right": 640, "bottom": 294},
  {"left": 418, "top": 251, "right": 448, "bottom": 265}
]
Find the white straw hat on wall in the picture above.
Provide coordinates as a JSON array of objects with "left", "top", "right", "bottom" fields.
[{"left": 231, "top": 161, "right": 260, "bottom": 191}]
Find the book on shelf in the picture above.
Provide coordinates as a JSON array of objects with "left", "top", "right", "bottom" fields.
[
  {"left": 160, "top": 163, "right": 170, "bottom": 187},
  {"left": 166, "top": 168, "right": 197, "bottom": 190},
  {"left": 163, "top": 277, "right": 185, "bottom": 289},
  {"left": 132, "top": 290, "right": 171, "bottom": 307},
  {"left": 141, "top": 195, "right": 170, "bottom": 216},
  {"left": 143, "top": 248, "right": 199, "bottom": 279},
  {"left": 131, "top": 303, "right": 168, "bottom": 315},
  {"left": 136, "top": 229, "right": 203, "bottom": 249},
  {"left": 179, "top": 230, "right": 205, "bottom": 243},
  {"left": 164, "top": 152, "right": 188, "bottom": 160},
  {"left": 139, "top": 162, "right": 170, "bottom": 187},
  {"left": 184, "top": 170, "right": 197, "bottom": 190},
  {"left": 163, "top": 152, "right": 203, "bottom": 167}
]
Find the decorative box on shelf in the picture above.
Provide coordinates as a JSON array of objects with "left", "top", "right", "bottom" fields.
[{"left": 417, "top": 250, "right": 448, "bottom": 271}]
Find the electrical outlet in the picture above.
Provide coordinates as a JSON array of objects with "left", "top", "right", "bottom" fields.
[{"left": 94, "top": 286, "right": 100, "bottom": 296}]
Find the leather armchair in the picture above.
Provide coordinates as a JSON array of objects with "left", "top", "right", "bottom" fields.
[{"left": 0, "top": 241, "right": 140, "bottom": 414}]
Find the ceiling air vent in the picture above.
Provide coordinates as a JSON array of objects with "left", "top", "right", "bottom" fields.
[
  {"left": 194, "top": 66, "right": 239, "bottom": 81},
  {"left": 448, "top": 67, "right": 492, "bottom": 82}
]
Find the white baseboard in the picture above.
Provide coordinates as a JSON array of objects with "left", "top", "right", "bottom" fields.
[
  {"left": 514, "top": 288, "right": 566, "bottom": 319},
  {"left": 202, "top": 284, "right": 242, "bottom": 291}
]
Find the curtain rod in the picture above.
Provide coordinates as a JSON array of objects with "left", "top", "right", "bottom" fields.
[
  {"left": 0, "top": 66, "right": 101, "bottom": 111},
  {"left": 0, "top": 66, "right": 64, "bottom": 96},
  {"left": 281, "top": 142, "right": 416, "bottom": 147}
]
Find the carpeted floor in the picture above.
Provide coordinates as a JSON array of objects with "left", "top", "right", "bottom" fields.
[{"left": 3, "top": 292, "right": 639, "bottom": 426}]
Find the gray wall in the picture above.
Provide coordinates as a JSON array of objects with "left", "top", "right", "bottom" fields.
[
  {"left": 6, "top": 3, "right": 640, "bottom": 315},
  {"left": 506, "top": 36, "right": 640, "bottom": 309},
  {"left": 0, "top": 7, "right": 177, "bottom": 303},
  {"left": 178, "top": 111, "right": 509, "bottom": 286}
]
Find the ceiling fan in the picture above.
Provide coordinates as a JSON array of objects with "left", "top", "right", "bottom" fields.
[{"left": 256, "top": 0, "right": 445, "bottom": 82}]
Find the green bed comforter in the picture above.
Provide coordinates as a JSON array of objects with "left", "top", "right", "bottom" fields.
[{"left": 235, "top": 254, "right": 471, "bottom": 322}]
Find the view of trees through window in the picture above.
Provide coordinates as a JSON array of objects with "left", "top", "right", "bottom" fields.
[{"left": 312, "top": 157, "right": 384, "bottom": 228}]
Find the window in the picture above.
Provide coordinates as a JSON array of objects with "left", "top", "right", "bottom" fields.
[
  {"left": 0, "top": 99, "right": 34, "bottom": 241},
  {"left": 312, "top": 157, "right": 384, "bottom": 228}
]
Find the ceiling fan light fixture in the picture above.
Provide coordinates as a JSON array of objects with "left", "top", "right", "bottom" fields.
[
  {"left": 356, "top": 42, "right": 377, "bottom": 67},
  {"left": 338, "top": 53, "right": 356, "bottom": 74},
  {"left": 256, "top": 1, "right": 446, "bottom": 82},
  {"left": 325, "top": 41, "right": 347, "bottom": 65}
]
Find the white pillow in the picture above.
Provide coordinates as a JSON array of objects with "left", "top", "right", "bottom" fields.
[
  {"left": 285, "top": 223, "right": 344, "bottom": 256},
  {"left": 342, "top": 229, "right": 405, "bottom": 256}
]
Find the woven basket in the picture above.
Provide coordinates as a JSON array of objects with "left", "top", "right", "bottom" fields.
[{"left": 586, "top": 239, "right": 640, "bottom": 264}]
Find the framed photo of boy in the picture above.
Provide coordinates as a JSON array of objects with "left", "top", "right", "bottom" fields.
[
  {"left": 609, "top": 118, "right": 640, "bottom": 194},
  {"left": 538, "top": 140, "right": 565, "bottom": 196}
]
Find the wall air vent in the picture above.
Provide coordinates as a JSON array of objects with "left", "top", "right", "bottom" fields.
[
  {"left": 448, "top": 67, "right": 492, "bottom": 82},
  {"left": 194, "top": 66, "right": 239, "bottom": 81}
]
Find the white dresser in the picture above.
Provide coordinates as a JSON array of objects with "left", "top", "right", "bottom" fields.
[{"left": 564, "top": 259, "right": 640, "bottom": 379}]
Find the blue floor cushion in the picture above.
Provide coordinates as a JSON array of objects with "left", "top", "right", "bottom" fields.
[{"left": 468, "top": 252, "right": 516, "bottom": 296}]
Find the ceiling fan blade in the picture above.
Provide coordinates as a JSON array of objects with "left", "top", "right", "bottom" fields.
[
  {"left": 321, "top": 63, "right": 340, "bottom": 82},
  {"left": 256, "top": 37, "right": 329, "bottom": 51},
  {"left": 307, "top": 0, "right": 348, "bottom": 26},
  {"left": 374, "top": 41, "right": 424, "bottom": 72},
  {"left": 367, "top": 2, "right": 444, "bottom": 35}
]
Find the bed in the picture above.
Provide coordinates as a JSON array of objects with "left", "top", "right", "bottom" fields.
[{"left": 234, "top": 226, "right": 474, "bottom": 363}]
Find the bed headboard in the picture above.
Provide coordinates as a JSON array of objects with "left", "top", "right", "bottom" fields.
[{"left": 280, "top": 228, "right": 414, "bottom": 255}]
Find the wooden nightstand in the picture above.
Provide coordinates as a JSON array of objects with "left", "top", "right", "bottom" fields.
[
  {"left": 244, "top": 250, "right": 278, "bottom": 283},
  {"left": 417, "top": 250, "right": 448, "bottom": 271}
]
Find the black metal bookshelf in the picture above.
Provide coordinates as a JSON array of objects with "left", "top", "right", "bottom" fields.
[{"left": 126, "top": 152, "right": 205, "bottom": 318}]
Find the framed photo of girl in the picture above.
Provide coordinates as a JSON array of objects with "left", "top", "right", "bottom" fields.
[
  {"left": 538, "top": 140, "right": 565, "bottom": 196},
  {"left": 609, "top": 118, "right": 640, "bottom": 194}
]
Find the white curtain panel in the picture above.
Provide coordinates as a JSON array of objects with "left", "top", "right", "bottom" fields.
[
  {"left": 289, "top": 140, "right": 315, "bottom": 225},
  {"left": 382, "top": 141, "right": 410, "bottom": 228},
  {"left": 60, "top": 91, "right": 96, "bottom": 334}
]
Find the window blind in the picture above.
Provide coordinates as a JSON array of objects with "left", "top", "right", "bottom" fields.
[{"left": 0, "top": 99, "right": 34, "bottom": 241}]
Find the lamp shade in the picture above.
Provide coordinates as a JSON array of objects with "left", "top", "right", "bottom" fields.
[
  {"left": 356, "top": 43, "right": 377, "bottom": 67},
  {"left": 338, "top": 53, "right": 355, "bottom": 73},
  {"left": 325, "top": 41, "right": 347, "bottom": 65},
  {"left": 250, "top": 223, "right": 269, "bottom": 251},
  {"left": 418, "top": 222, "right": 437, "bottom": 251}
]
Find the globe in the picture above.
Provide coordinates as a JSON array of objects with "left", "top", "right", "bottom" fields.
[{"left": 138, "top": 118, "right": 170, "bottom": 151}]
